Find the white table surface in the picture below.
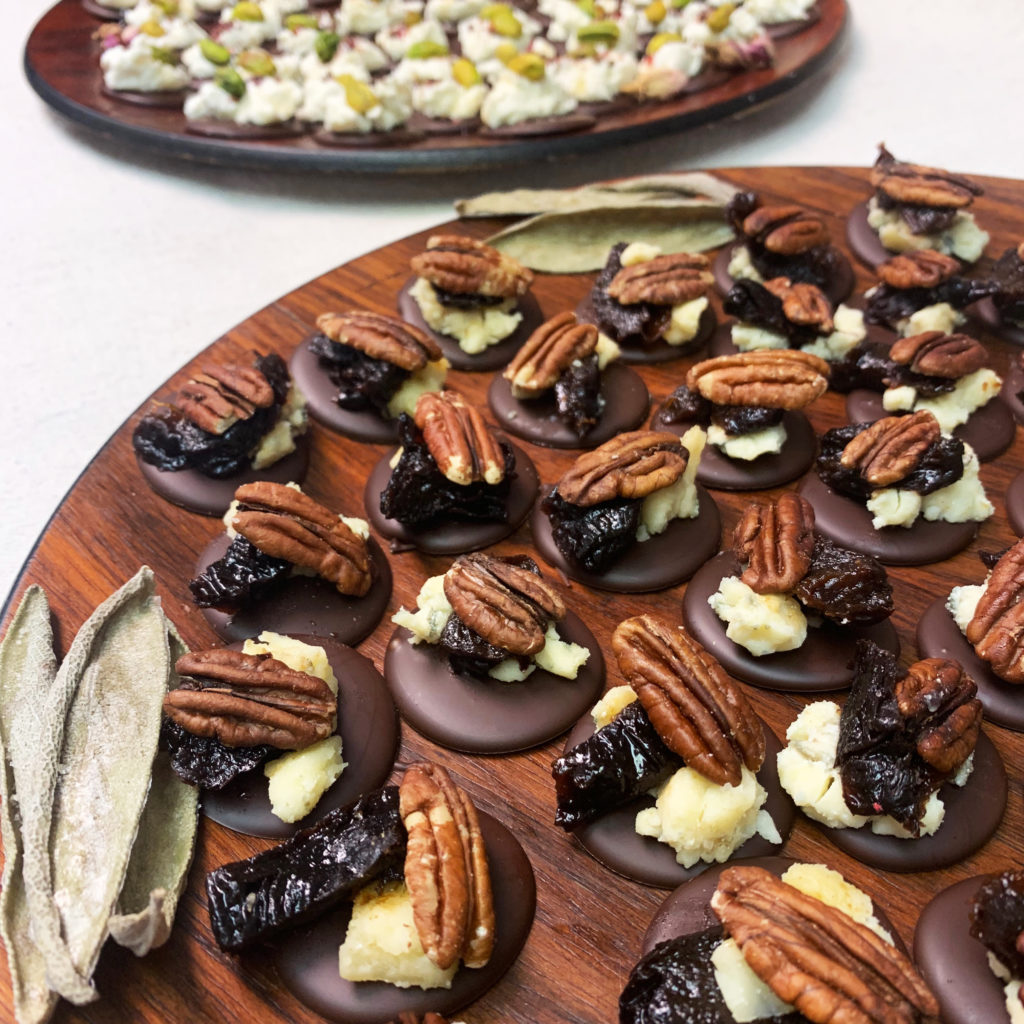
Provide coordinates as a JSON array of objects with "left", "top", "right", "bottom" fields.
[{"left": 3, "top": 0, "right": 1023, "bottom": 611}]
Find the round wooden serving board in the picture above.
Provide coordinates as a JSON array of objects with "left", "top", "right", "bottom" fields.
[
  {"left": 23, "top": 0, "right": 846, "bottom": 172},
  {"left": 3, "top": 165, "right": 1024, "bottom": 1024}
]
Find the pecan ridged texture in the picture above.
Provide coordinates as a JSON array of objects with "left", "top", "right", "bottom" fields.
[
  {"left": 443, "top": 553, "right": 566, "bottom": 656},
  {"left": 686, "top": 350, "right": 829, "bottom": 410},
  {"left": 399, "top": 762, "right": 494, "bottom": 971},
  {"left": 839, "top": 410, "right": 940, "bottom": 487},
  {"left": 871, "top": 151, "right": 982, "bottom": 209},
  {"left": 763, "top": 277, "right": 834, "bottom": 332},
  {"left": 741, "top": 204, "right": 830, "bottom": 255},
  {"left": 178, "top": 362, "right": 275, "bottom": 435},
  {"left": 230, "top": 481, "right": 372, "bottom": 596},
  {"left": 605, "top": 252, "right": 712, "bottom": 306},
  {"left": 411, "top": 234, "right": 533, "bottom": 299},
  {"left": 611, "top": 615, "right": 764, "bottom": 786},
  {"left": 888, "top": 331, "right": 988, "bottom": 380},
  {"left": 166, "top": 647, "right": 335, "bottom": 749},
  {"left": 967, "top": 537, "right": 1024, "bottom": 683},
  {"left": 733, "top": 492, "right": 816, "bottom": 595},
  {"left": 875, "top": 249, "right": 961, "bottom": 289},
  {"left": 555, "top": 430, "right": 688, "bottom": 507},
  {"left": 712, "top": 866, "right": 941, "bottom": 1024},
  {"left": 316, "top": 310, "right": 442, "bottom": 371},
  {"left": 413, "top": 390, "right": 506, "bottom": 486},
  {"left": 503, "top": 311, "right": 599, "bottom": 396}
]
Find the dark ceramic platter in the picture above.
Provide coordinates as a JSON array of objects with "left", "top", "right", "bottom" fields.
[{"left": 23, "top": 0, "right": 847, "bottom": 172}]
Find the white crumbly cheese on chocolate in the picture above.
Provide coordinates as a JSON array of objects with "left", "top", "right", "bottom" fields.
[
  {"left": 726, "top": 245, "right": 764, "bottom": 284},
  {"left": 706, "top": 422, "right": 786, "bottom": 461},
  {"left": 882, "top": 367, "right": 1001, "bottom": 432},
  {"left": 947, "top": 582, "right": 986, "bottom": 635},
  {"left": 636, "top": 425, "right": 704, "bottom": 540},
  {"left": 900, "top": 301, "right": 965, "bottom": 338},
  {"left": 595, "top": 332, "right": 620, "bottom": 369},
  {"left": 479, "top": 67, "right": 577, "bottom": 128},
  {"left": 338, "top": 880, "right": 459, "bottom": 989},
  {"left": 243, "top": 631, "right": 339, "bottom": 692},
  {"left": 409, "top": 277, "right": 521, "bottom": 353},
  {"left": 987, "top": 956, "right": 1024, "bottom": 1024},
  {"left": 386, "top": 357, "right": 449, "bottom": 418},
  {"left": 731, "top": 323, "right": 789, "bottom": 351},
  {"left": 551, "top": 52, "right": 638, "bottom": 102},
  {"left": 411, "top": 77, "right": 488, "bottom": 121},
  {"left": 867, "top": 198, "right": 990, "bottom": 263},
  {"left": 620, "top": 241, "right": 662, "bottom": 266},
  {"left": 708, "top": 576, "right": 807, "bottom": 656},
  {"left": 590, "top": 685, "right": 638, "bottom": 730},
  {"left": 741, "top": 0, "right": 816, "bottom": 22},
  {"left": 802, "top": 305, "right": 868, "bottom": 360},
  {"left": 252, "top": 382, "right": 308, "bottom": 468},
  {"left": 392, "top": 574, "right": 453, "bottom": 643},
  {"left": 264, "top": 735, "right": 346, "bottom": 822},
  {"left": 101, "top": 43, "right": 191, "bottom": 91}
]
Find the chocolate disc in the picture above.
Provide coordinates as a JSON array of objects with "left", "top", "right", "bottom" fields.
[
  {"left": 914, "top": 876, "right": 1007, "bottom": 1024},
  {"left": 100, "top": 84, "right": 187, "bottom": 108},
  {"left": 683, "top": 551, "right": 900, "bottom": 693},
  {"left": 313, "top": 128, "right": 426, "bottom": 148},
  {"left": 273, "top": 811, "right": 536, "bottom": 1024},
  {"left": 397, "top": 280, "right": 545, "bottom": 372},
  {"left": 844, "top": 389, "right": 1016, "bottom": 462},
  {"left": 185, "top": 118, "right": 308, "bottom": 140},
  {"left": 999, "top": 354, "right": 1024, "bottom": 424},
  {"left": 384, "top": 612, "right": 605, "bottom": 753},
  {"left": 642, "top": 854, "right": 904, "bottom": 955},
  {"left": 798, "top": 472, "right": 979, "bottom": 565},
  {"left": 561, "top": 718, "right": 794, "bottom": 889},
  {"left": 974, "top": 295, "right": 1024, "bottom": 346},
  {"left": 649, "top": 409, "right": 817, "bottom": 491},
  {"left": 845, "top": 199, "right": 892, "bottom": 269},
  {"left": 1009, "top": 471, "right": 1024, "bottom": 536},
  {"left": 712, "top": 243, "right": 855, "bottom": 306},
  {"left": 136, "top": 434, "right": 311, "bottom": 517},
  {"left": 575, "top": 293, "right": 717, "bottom": 364},
  {"left": 531, "top": 484, "right": 722, "bottom": 593},
  {"left": 289, "top": 340, "right": 406, "bottom": 444},
  {"left": 201, "top": 636, "right": 399, "bottom": 839},
  {"left": 195, "top": 532, "right": 393, "bottom": 644},
  {"left": 363, "top": 442, "right": 539, "bottom": 555},
  {"left": 478, "top": 111, "right": 597, "bottom": 137},
  {"left": 917, "top": 599, "right": 1024, "bottom": 733},
  {"left": 487, "top": 362, "right": 650, "bottom": 449},
  {"left": 802, "top": 728, "right": 1005, "bottom": 872}
]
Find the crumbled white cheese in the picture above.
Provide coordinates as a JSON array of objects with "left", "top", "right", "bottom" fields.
[
  {"left": 479, "top": 67, "right": 576, "bottom": 128},
  {"left": 533, "top": 622, "right": 590, "bottom": 678},
  {"left": 101, "top": 43, "right": 191, "bottom": 92},
  {"left": 636, "top": 425, "right": 704, "bottom": 540},
  {"left": 595, "top": 332, "right": 620, "bottom": 369},
  {"left": 708, "top": 576, "right": 807, "bottom": 656},
  {"left": 706, "top": 422, "right": 787, "bottom": 461},
  {"left": 867, "top": 198, "right": 990, "bottom": 263},
  {"left": 731, "top": 323, "right": 789, "bottom": 351},
  {"left": 590, "top": 685, "right": 637, "bottom": 730},
  {"left": 986, "top": 958, "right": 1024, "bottom": 1024},
  {"left": 882, "top": 368, "right": 1001, "bottom": 432},
  {"left": 552, "top": 52, "right": 638, "bottom": 102},
  {"left": 375, "top": 16, "right": 447, "bottom": 60},
  {"left": 264, "top": 735, "right": 346, "bottom": 822},
  {"left": 803, "top": 304, "right": 867, "bottom": 361},
  {"left": 391, "top": 574, "right": 452, "bottom": 643},
  {"left": 947, "top": 582, "right": 986, "bottom": 635},
  {"left": 620, "top": 241, "right": 662, "bottom": 266},
  {"left": 252, "top": 382, "right": 308, "bottom": 468},
  {"left": 780, "top": 862, "right": 892, "bottom": 942},
  {"left": 900, "top": 302, "right": 965, "bottom": 338},
  {"left": 243, "top": 631, "right": 339, "bottom": 693},
  {"left": 664, "top": 296, "right": 708, "bottom": 346},
  {"left": 411, "top": 77, "right": 488, "bottom": 121},
  {"left": 741, "top": 0, "right": 816, "bottom": 22},
  {"left": 409, "top": 277, "right": 521, "bottom": 353},
  {"left": 726, "top": 245, "right": 764, "bottom": 283},
  {"left": 386, "top": 357, "right": 449, "bottom": 418}
]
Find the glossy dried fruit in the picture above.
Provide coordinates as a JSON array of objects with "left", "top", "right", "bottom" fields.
[
  {"left": 970, "top": 870, "right": 1024, "bottom": 980},
  {"left": 793, "top": 537, "right": 893, "bottom": 626},
  {"left": 163, "top": 718, "right": 273, "bottom": 789},
  {"left": 864, "top": 275, "right": 996, "bottom": 332},
  {"left": 553, "top": 354, "right": 603, "bottom": 436},
  {"left": 588, "top": 243, "right": 673, "bottom": 347},
  {"left": 541, "top": 490, "right": 641, "bottom": 573},
  {"left": 188, "top": 536, "right": 291, "bottom": 610},
  {"left": 308, "top": 331, "right": 409, "bottom": 416}
]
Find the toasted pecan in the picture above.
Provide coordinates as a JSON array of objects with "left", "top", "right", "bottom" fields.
[
  {"left": 316, "top": 310, "right": 442, "bottom": 370},
  {"left": 412, "top": 235, "right": 532, "bottom": 299},
  {"left": 733, "top": 492, "right": 816, "bottom": 595},
  {"left": 686, "top": 350, "right": 829, "bottom": 410}
]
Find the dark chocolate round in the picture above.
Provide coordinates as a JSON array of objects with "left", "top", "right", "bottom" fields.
[
  {"left": 185, "top": 118, "right": 308, "bottom": 140},
  {"left": 486, "top": 361, "right": 650, "bottom": 449},
  {"left": 712, "top": 243, "right": 854, "bottom": 305},
  {"left": 383, "top": 612, "right": 605, "bottom": 753},
  {"left": 101, "top": 84, "right": 188, "bottom": 107},
  {"left": 917, "top": 599, "right": 1024, "bottom": 733},
  {"left": 531, "top": 484, "right": 722, "bottom": 593},
  {"left": 562, "top": 718, "right": 794, "bottom": 889},
  {"left": 289, "top": 339, "right": 411, "bottom": 445},
  {"left": 999, "top": 354, "right": 1024, "bottom": 425},
  {"left": 844, "top": 389, "right": 1016, "bottom": 462},
  {"left": 478, "top": 111, "right": 597, "bottom": 137},
  {"left": 201, "top": 636, "right": 399, "bottom": 839},
  {"left": 195, "top": 531, "right": 392, "bottom": 644},
  {"left": 845, "top": 199, "right": 892, "bottom": 269},
  {"left": 397, "top": 280, "right": 545, "bottom": 372},
  {"left": 363, "top": 442, "right": 539, "bottom": 555},
  {"left": 273, "top": 811, "right": 535, "bottom": 1024},
  {"left": 642, "top": 854, "right": 904, "bottom": 955},
  {"left": 1009, "top": 471, "right": 1024, "bottom": 536},
  {"left": 974, "top": 295, "right": 1024, "bottom": 346},
  {"left": 649, "top": 409, "right": 817, "bottom": 491},
  {"left": 574, "top": 293, "right": 717, "bottom": 364},
  {"left": 313, "top": 127, "right": 426, "bottom": 148},
  {"left": 136, "top": 434, "right": 311, "bottom": 517},
  {"left": 682, "top": 551, "right": 900, "bottom": 693},
  {"left": 798, "top": 472, "right": 979, "bottom": 565},
  {"left": 914, "top": 876, "right": 1008, "bottom": 1024},
  {"left": 801, "top": 728, "right": 1005, "bottom": 873}
]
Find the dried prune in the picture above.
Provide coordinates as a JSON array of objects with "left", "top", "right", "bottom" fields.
[
  {"left": 873, "top": 189, "right": 959, "bottom": 236},
  {"left": 431, "top": 285, "right": 505, "bottom": 310},
  {"left": 589, "top": 243, "right": 672, "bottom": 348},
  {"left": 724, "top": 279, "right": 821, "bottom": 349},
  {"left": 206, "top": 785, "right": 406, "bottom": 952},
  {"left": 440, "top": 612, "right": 517, "bottom": 678},
  {"left": 827, "top": 339, "right": 893, "bottom": 394},
  {"left": 553, "top": 700, "right": 682, "bottom": 829},
  {"left": 990, "top": 245, "right": 1024, "bottom": 323},
  {"left": 542, "top": 490, "right": 641, "bottom": 574},
  {"left": 189, "top": 536, "right": 291, "bottom": 610},
  {"left": 864, "top": 278, "right": 996, "bottom": 331},
  {"left": 554, "top": 353, "right": 603, "bottom": 436},
  {"left": 380, "top": 414, "right": 514, "bottom": 526},
  {"left": 163, "top": 718, "right": 273, "bottom": 789},
  {"left": 710, "top": 404, "right": 784, "bottom": 437},
  {"left": 794, "top": 537, "right": 893, "bottom": 625},
  {"left": 970, "top": 870, "right": 1024, "bottom": 979},
  {"left": 657, "top": 385, "right": 712, "bottom": 427},
  {"left": 308, "top": 332, "right": 408, "bottom": 415}
]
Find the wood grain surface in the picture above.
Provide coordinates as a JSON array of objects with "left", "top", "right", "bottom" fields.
[
  {"left": 22, "top": 0, "right": 847, "bottom": 171},
  {"left": 3, "top": 165, "right": 1024, "bottom": 1024}
]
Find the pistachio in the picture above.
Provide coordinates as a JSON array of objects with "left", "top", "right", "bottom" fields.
[
  {"left": 571, "top": 42, "right": 598, "bottom": 57},
  {"left": 644, "top": 0, "right": 666, "bottom": 24},
  {"left": 231, "top": 0, "right": 263, "bottom": 20},
  {"left": 488, "top": 6, "right": 523, "bottom": 37},
  {"left": 494, "top": 40, "right": 520, "bottom": 63},
  {"left": 452, "top": 56, "right": 481, "bottom": 86},
  {"left": 507, "top": 51, "right": 545, "bottom": 79},
  {"left": 149, "top": 45, "right": 178, "bottom": 65},
  {"left": 577, "top": 18, "right": 619, "bottom": 43},
  {"left": 406, "top": 39, "right": 449, "bottom": 58},
  {"left": 285, "top": 12, "right": 318, "bottom": 28},
  {"left": 706, "top": 1, "right": 735, "bottom": 31},
  {"left": 215, "top": 66, "right": 246, "bottom": 98},
  {"left": 138, "top": 19, "right": 165, "bottom": 36},
  {"left": 315, "top": 29, "right": 340, "bottom": 62},
  {"left": 671, "top": 0, "right": 691, "bottom": 6},
  {"left": 199, "top": 37, "right": 230, "bottom": 65},
  {"left": 237, "top": 48, "right": 276, "bottom": 76},
  {"left": 576, "top": 0, "right": 596, "bottom": 14},
  {"left": 404, "top": 9, "right": 422, "bottom": 24},
  {"left": 336, "top": 72, "right": 378, "bottom": 113},
  {"left": 151, "top": 0, "right": 179, "bottom": 14},
  {"left": 646, "top": 31, "right": 682, "bottom": 54}
]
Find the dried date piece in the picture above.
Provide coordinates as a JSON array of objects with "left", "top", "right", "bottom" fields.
[
  {"left": 794, "top": 536, "right": 893, "bottom": 626},
  {"left": 970, "top": 870, "right": 1024, "bottom": 980}
]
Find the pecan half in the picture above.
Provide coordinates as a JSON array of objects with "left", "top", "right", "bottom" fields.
[
  {"left": 605, "top": 252, "right": 712, "bottom": 306},
  {"left": 875, "top": 249, "right": 961, "bottom": 289},
  {"left": 712, "top": 866, "right": 941, "bottom": 1024},
  {"left": 741, "top": 204, "right": 830, "bottom": 255},
  {"left": 967, "top": 538, "right": 1024, "bottom": 683},
  {"left": 166, "top": 648, "right": 335, "bottom": 749},
  {"left": 840, "top": 410, "right": 940, "bottom": 487},
  {"left": 612, "top": 616, "right": 765, "bottom": 786},
  {"left": 871, "top": 151, "right": 982, "bottom": 209},
  {"left": 763, "top": 278, "right": 834, "bottom": 332},
  {"left": 896, "top": 658, "right": 981, "bottom": 774},
  {"left": 555, "top": 430, "right": 687, "bottom": 507},
  {"left": 399, "top": 763, "right": 494, "bottom": 971},
  {"left": 444, "top": 553, "right": 565, "bottom": 656},
  {"left": 686, "top": 350, "right": 829, "bottom": 410},
  {"left": 230, "top": 481, "right": 372, "bottom": 596},
  {"left": 888, "top": 331, "right": 988, "bottom": 380},
  {"left": 178, "top": 362, "right": 275, "bottom": 435},
  {"left": 413, "top": 390, "right": 506, "bottom": 486},
  {"left": 733, "top": 492, "right": 815, "bottom": 595},
  {"left": 316, "top": 310, "right": 442, "bottom": 371},
  {"left": 411, "top": 235, "right": 533, "bottom": 299},
  {"left": 503, "top": 312, "right": 598, "bottom": 396}
]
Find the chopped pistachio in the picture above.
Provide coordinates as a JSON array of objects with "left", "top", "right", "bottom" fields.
[
  {"left": 138, "top": 19, "right": 165, "bottom": 36},
  {"left": 285, "top": 12, "right": 319, "bottom": 28},
  {"left": 315, "top": 29, "right": 341, "bottom": 62},
  {"left": 150, "top": 45, "right": 179, "bottom": 65},
  {"left": 231, "top": 0, "right": 264, "bottom": 21},
  {"left": 237, "top": 48, "right": 276, "bottom": 76},
  {"left": 576, "top": 0, "right": 596, "bottom": 15},
  {"left": 646, "top": 30, "right": 681, "bottom": 54},
  {"left": 577, "top": 18, "right": 619, "bottom": 43},
  {"left": 151, "top": 0, "right": 179, "bottom": 14},
  {"left": 452, "top": 56, "right": 481, "bottom": 85},
  {"left": 644, "top": 0, "right": 666, "bottom": 23},
  {"left": 215, "top": 66, "right": 246, "bottom": 98},
  {"left": 406, "top": 39, "right": 449, "bottom": 58},
  {"left": 706, "top": 1, "right": 735, "bottom": 31},
  {"left": 507, "top": 51, "right": 545, "bottom": 79},
  {"left": 488, "top": 6, "right": 523, "bottom": 37},
  {"left": 494, "top": 40, "right": 519, "bottom": 63},
  {"left": 336, "top": 72, "right": 377, "bottom": 113},
  {"left": 403, "top": 9, "right": 422, "bottom": 24},
  {"left": 199, "top": 37, "right": 230, "bottom": 65}
]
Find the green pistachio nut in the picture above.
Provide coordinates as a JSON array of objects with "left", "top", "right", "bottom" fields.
[
  {"left": 576, "top": 0, "right": 595, "bottom": 15},
  {"left": 670, "top": 0, "right": 691, "bottom": 8},
  {"left": 645, "top": 30, "right": 681, "bottom": 54},
  {"left": 138, "top": 19, "right": 165, "bottom": 36},
  {"left": 706, "top": 2, "right": 735, "bottom": 32},
  {"left": 507, "top": 51, "right": 545, "bottom": 80},
  {"left": 285, "top": 12, "right": 319, "bottom": 28},
  {"left": 403, "top": 10, "right": 422, "bottom": 24},
  {"left": 231, "top": 1, "right": 263, "bottom": 21},
  {"left": 215, "top": 66, "right": 246, "bottom": 98},
  {"left": 576, "top": 18, "right": 619, "bottom": 43},
  {"left": 406, "top": 39, "right": 449, "bottom": 58},
  {"left": 488, "top": 8, "right": 523, "bottom": 37},
  {"left": 149, "top": 45, "right": 178, "bottom": 65},
  {"left": 451, "top": 56, "right": 481, "bottom": 85},
  {"left": 315, "top": 30, "right": 341, "bottom": 62},
  {"left": 493, "top": 40, "right": 519, "bottom": 64},
  {"left": 569, "top": 40, "right": 597, "bottom": 57},
  {"left": 152, "top": 0, "right": 179, "bottom": 15},
  {"left": 336, "top": 73, "right": 377, "bottom": 113},
  {"left": 237, "top": 48, "right": 276, "bottom": 76},
  {"left": 644, "top": 0, "right": 666, "bottom": 23},
  {"left": 199, "top": 37, "right": 231, "bottom": 65}
]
